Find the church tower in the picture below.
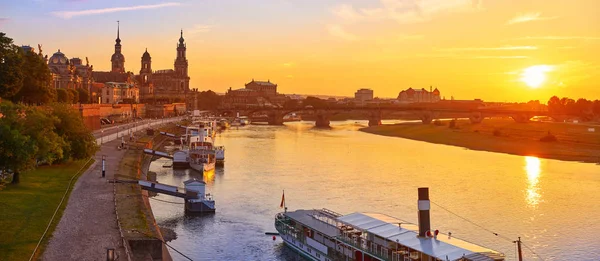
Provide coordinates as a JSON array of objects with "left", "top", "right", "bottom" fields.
[
  {"left": 174, "top": 30, "right": 190, "bottom": 92},
  {"left": 111, "top": 21, "right": 125, "bottom": 73},
  {"left": 174, "top": 30, "right": 188, "bottom": 77},
  {"left": 140, "top": 48, "right": 152, "bottom": 83},
  {"left": 139, "top": 49, "right": 153, "bottom": 98}
]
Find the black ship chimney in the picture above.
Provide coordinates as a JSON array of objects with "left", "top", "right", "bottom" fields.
[{"left": 418, "top": 187, "right": 431, "bottom": 237}]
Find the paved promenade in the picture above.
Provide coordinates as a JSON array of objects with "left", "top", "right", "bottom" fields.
[{"left": 42, "top": 139, "right": 127, "bottom": 261}]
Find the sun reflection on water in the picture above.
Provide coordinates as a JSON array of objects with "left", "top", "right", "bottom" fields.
[{"left": 525, "top": 156, "right": 542, "bottom": 207}]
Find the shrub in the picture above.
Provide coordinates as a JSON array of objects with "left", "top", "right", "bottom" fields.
[
  {"left": 448, "top": 119, "right": 456, "bottom": 129},
  {"left": 540, "top": 132, "right": 558, "bottom": 142},
  {"left": 493, "top": 129, "right": 502, "bottom": 137}
]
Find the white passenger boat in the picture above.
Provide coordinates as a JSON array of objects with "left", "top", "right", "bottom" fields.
[
  {"left": 189, "top": 149, "right": 216, "bottom": 172},
  {"left": 275, "top": 188, "right": 505, "bottom": 261},
  {"left": 214, "top": 145, "right": 225, "bottom": 166},
  {"left": 188, "top": 126, "right": 218, "bottom": 172}
]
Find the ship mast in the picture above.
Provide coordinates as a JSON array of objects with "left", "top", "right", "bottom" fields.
[{"left": 514, "top": 237, "right": 523, "bottom": 261}]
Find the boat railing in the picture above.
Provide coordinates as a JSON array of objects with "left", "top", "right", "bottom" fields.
[
  {"left": 320, "top": 208, "right": 342, "bottom": 218},
  {"left": 336, "top": 235, "right": 392, "bottom": 261}
]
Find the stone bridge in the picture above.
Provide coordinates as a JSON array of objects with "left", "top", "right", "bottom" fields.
[{"left": 213, "top": 106, "right": 559, "bottom": 128}]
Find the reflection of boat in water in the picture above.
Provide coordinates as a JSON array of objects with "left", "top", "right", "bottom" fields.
[{"left": 275, "top": 188, "right": 505, "bottom": 261}]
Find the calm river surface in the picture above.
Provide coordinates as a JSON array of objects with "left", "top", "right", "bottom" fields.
[{"left": 148, "top": 121, "right": 600, "bottom": 261}]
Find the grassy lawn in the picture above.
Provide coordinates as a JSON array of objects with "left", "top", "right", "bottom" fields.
[
  {"left": 0, "top": 160, "right": 93, "bottom": 261},
  {"left": 362, "top": 118, "right": 600, "bottom": 163}
]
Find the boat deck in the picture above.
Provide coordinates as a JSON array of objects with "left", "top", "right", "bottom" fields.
[{"left": 284, "top": 209, "right": 340, "bottom": 238}]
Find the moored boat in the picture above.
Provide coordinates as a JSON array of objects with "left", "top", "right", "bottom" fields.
[
  {"left": 214, "top": 145, "right": 225, "bottom": 166},
  {"left": 183, "top": 179, "right": 215, "bottom": 213},
  {"left": 275, "top": 188, "right": 505, "bottom": 261},
  {"left": 189, "top": 149, "right": 216, "bottom": 172}
]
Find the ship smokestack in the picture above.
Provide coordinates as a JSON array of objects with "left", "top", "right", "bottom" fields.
[{"left": 418, "top": 187, "right": 431, "bottom": 237}]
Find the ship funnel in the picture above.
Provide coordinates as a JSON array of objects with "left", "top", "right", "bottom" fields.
[{"left": 418, "top": 187, "right": 431, "bottom": 237}]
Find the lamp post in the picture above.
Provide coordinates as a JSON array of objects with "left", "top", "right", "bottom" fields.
[
  {"left": 106, "top": 248, "right": 115, "bottom": 261},
  {"left": 102, "top": 155, "right": 106, "bottom": 178},
  {"left": 101, "top": 130, "right": 104, "bottom": 144}
]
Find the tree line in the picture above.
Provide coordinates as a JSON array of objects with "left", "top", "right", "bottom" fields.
[
  {"left": 1, "top": 32, "right": 97, "bottom": 184},
  {"left": 0, "top": 32, "right": 89, "bottom": 105},
  {"left": 547, "top": 96, "right": 600, "bottom": 121}
]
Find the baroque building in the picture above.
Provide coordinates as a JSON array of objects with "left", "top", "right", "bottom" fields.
[
  {"left": 139, "top": 30, "right": 190, "bottom": 103},
  {"left": 43, "top": 47, "right": 93, "bottom": 98}
]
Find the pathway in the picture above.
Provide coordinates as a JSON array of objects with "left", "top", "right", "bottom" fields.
[{"left": 42, "top": 139, "right": 128, "bottom": 261}]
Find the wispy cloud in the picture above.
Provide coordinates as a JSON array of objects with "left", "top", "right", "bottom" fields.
[
  {"left": 506, "top": 12, "right": 558, "bottom": 25},
  {"left": 0, "top": 18, "right": 8, "bottom": 25},
  {"left": 470, "top": 56, "right": 529, "bottom": 59},
  {"left": 396, "top": 34, "right": 424, "bottom": 41},
  {"left": 187, "top": 24, "right": 213, "bottom": 35},
  {"left": 441, "top": 46, "right": 538, "bottom": 51},
  {"left": 418, "top": 53, "right": 528, "bottom": 59},
  {"left": 283, "top": 63, "right": 294, "bottom": 68},
  {"left": 332, "top": 0, "right": 482, "bottom": 25},
  {"left": 52, "top": 2, "right": 181, "bottom": 19},
  {"left": 516, "top": 36, "right": 600, "bottom": 40},
  {"left": 327, "top": 24, "right": 358, "bottom": 41}
]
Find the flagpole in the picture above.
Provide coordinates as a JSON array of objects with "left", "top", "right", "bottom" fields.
[{"left": 283, "top": 190, "right": 286, "bottom": 213}]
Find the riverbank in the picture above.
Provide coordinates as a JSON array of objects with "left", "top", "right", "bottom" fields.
[
  {"left": 0, "top": 160, "right": 92, "bottom": 261},
  {"left": 361, "top": 118, "right": 600, "bottom": 163}
]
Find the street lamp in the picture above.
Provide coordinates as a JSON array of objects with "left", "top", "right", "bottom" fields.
[
  {"left": 102, "top": 155, "right": 106, "bottom": 178},
  {"left": 101, "top": 130, "right": 104, "bottom": 144},
  {"left": 106, "top": 248, "right": 115, "bottom": 261}
]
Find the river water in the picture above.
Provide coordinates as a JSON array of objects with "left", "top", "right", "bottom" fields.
[{"left": 148, "top": 120, "right": 600, "bottom": 261}]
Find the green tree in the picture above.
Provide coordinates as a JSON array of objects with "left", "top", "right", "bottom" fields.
[
  {"left": 56, "top": 89, "right": 68, "bottom": 103},
  {"left": 0, "top": 101, "right": 37, "bottom": 183},
  {"left": 67, "top": 88, "right": 78, "bottom": 104},
  {"left": 51, "top": 103, "right": 97, "bottom": 159},
  {"left": 12, "top": 49, "right": 56, "bottom": 105},
  {"left": 197, "top": 90, "right": 222, "bottom": 110},
  {"left": 302, "top": 96, "right": 328, "bottom": 109},
  {"left": 593, "top": 100, "right": 600, "bottom": 116},
  {"left": 547, "top": 96, "right": 562, "bottom": 114},
  {"left": 20, "top": 106, "right": 67, "bottom": 164},
  {"left": 0, "top": 32, "right": 24, "bottom": 99},
  {"left": 77, "top": 88, "right": 90, "bottom": 104}
]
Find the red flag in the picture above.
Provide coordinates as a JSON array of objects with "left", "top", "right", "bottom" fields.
[{"left": 280, "top": 190, "right": 285, "bottom": 208}]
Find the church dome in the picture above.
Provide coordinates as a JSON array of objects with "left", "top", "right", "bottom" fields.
[
  {"left": 49, "top": 49, "right": 68, "bottom": 65},
  {"left": 142, "top": 49, "right": 151, "bottom": 60},
  {"left": 111, "top": 52, "right": 125, "bottom": 62}
]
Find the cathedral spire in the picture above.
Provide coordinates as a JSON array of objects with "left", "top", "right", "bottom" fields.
[{"left": 116, "top": 21, "right": 121, "bottom": 44}]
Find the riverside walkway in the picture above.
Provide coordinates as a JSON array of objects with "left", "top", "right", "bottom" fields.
[
  {"left": 42, "top": 117, "right": 181, "bottom": 261},
  {"left": 42, "top": 138, "right": 127, "bottom": 261}
]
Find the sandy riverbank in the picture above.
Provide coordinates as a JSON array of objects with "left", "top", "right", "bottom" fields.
[{"left": 361, "top": 118, "right": 600, "bottom": 163}]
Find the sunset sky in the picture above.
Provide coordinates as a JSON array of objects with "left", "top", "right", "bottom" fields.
[{"left": 1, "top": 0, "right": 598, "bottom": 102}]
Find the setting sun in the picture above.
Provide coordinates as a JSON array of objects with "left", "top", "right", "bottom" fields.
[{"left": 521, "top": 65, "right": 554, "bottom": 88}]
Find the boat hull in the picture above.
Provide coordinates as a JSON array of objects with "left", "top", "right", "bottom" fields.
[
  {"left": 279, "top": 234, "right": 319, "bottom": 261},
  {"left": 172, "top": 161, "right": 190, "bottom": 169},
  {"left": 185, "top": 200, "right": 216, "bottom": 213},
  {"left": 190, "top": 162, "right": 215, "bottom": 172}
]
